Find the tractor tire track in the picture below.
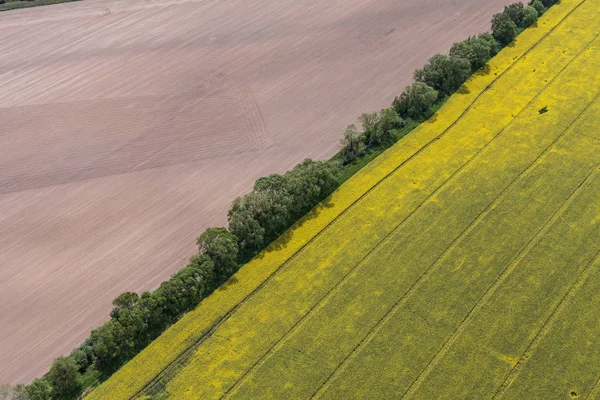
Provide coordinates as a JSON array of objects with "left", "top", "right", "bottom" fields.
[{"left": 492, "top": 249, "right": 600, "bottom": 399}]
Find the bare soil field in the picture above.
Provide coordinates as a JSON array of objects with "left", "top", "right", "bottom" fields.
[{"left": 0, "top": 0, "right": 514, "bottom": 383}]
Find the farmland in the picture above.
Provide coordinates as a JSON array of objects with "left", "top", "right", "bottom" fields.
[
  {"left": 0, "top": 0, "right": 518, "bottom": 383},
  {"left": 90, "top": 0, "right": 600, "bottom": 398}
]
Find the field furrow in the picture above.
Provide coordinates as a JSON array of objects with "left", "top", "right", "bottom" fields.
[
  {"left": 405, "top": 165, "right": 600, "bottom": 399},
  {"left": 496, "top": 256, "right": 600, "bottom": 399},
  {"left": 318, "top": 146, "right": 600, "bottom": 400}
]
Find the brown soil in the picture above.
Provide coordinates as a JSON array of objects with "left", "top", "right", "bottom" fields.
[{"left": 0, "top": 0, "right": 514, "bottom": 383}]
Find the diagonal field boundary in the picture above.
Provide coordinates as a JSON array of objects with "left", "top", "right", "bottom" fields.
[
  {"left": 222, "top": 26, "right": 600, "bottom": 400},
  {"left": 122, "top": 1, "right": 589, "bottom": 398}
]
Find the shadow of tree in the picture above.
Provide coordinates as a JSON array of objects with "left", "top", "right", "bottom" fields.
[
  {"left": 457, "top": 84, "right": 471, "bottom": 95},
  {"left": 475, "top": 64, "right": 492, "bottom": 77},
  {"left": 218, "top": 275, "right": 239, "bottom": 291},
  {"left": 262, "top": 196, "right": 336, "bottom": 256}
]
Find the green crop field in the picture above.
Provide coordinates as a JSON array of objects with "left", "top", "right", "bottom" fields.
[{"left": 91, "top": 0, "right": 600, "bottom": 398}]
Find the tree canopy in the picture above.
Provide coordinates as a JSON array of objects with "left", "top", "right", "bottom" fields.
[
  {"left": 392, "top": 82, "right": 438, "bottom": 121},
  {"left": 492, "top": 11, "right": 519, "bottom": 46},
  {"left": 414, "top": 54, "right": 472, "bottom": 96}
]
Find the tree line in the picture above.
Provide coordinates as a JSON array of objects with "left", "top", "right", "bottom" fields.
[
  {"left": 3, "top": 1, "right": 556, "bottom": 399},
  {"left": 339, "top": 0, "right": 554, "bottom": 164}
]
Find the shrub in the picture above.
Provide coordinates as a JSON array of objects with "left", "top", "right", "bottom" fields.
[{"left": 7, "top": 385, "right": 29, "bottom": 400}]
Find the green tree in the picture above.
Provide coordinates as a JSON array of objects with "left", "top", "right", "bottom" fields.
[
  {"left": 449, "top": 36, "right": 494, "bottom": 71},
  {"left": 114, "top": 305, "right": 148, "bottom": 356},
  {"left": 393, "top": 82, "right": 438, "bottom": 121},
  {"left": 340, "top": 124, "right": 365, "bottom": 163},
  {"left": 157, "top": 255, "right": 215, "bottom": 320},
  {"left": 229, "top": 160, "right": 338, "bottom": 260},
  {"left": 103, "top": 291, "right": 148, "bottom": 362},
  {"left": 229, "top": 195, "right": 275, "bottom": 259},
  {"left": 139, "top": 290, "right": 166, "bottom": 337},
  {"left": 91, "top": 312, "right": 150, "bottom": 376},
  {"left": 531, "top": 0, "right": 545, "bottom": 14},
  {"left": 503, "top": 2, "right": 525, "bottom": 27},
  {"left": 70, "top": 340, "right": 95, "bottom": 372},
  {"left": 284, "top": 159, "right": 339, "bottom": 217},
  {"left": 91, "top": 321, "right": 125, "bottom": 375},
  {"left": 157, "top": 278, "right": 187, "bottom": 321},
  {"left": 188, "top": 253, "right": 216, "bottom": 292},
  {"left": 414, "top": 54, "right": 472, "bottom": 97},
  {"left": 522, "top": 5, "right": 538, "bottom": 27},
  {"left": 231, "top": 189, "right": 293, "bottom": 259},
  {"left": 109, "top": 292, "right": 139, "bottom": 319},
  {"left": 228, "top": 195, "right": 268, "bottom": 260},
  {"left": 254, "top": 174, "right": 286, "bottom": 192},
  {"left": 26, "top": 379, "right": 51, "bottom": 400},
  {"left": 492, "top": 12, "right": 518, "bottom": 46},
  {"left": 197, "top": 228, "right": 239, "bottom": 279},
  {"left": 46, "top": 357, "right": 81, "bottom": 400},
  {"left": 359, "top": 112, "right": 379, "bottom": 143},
  {"left": 369, "top": 108, "right": 403, "bottom": 146},
  {"left": 477, "top": 32, "right": 500, "bottom": 57}
]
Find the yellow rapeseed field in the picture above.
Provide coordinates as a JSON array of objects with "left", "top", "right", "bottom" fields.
[{"left": 90, "top": 0, "right": 600, "bottom": 398}]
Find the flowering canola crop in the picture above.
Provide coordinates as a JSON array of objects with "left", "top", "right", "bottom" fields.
[{"left": 90, "top": 0, "right": 600, "bottom": 398}]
